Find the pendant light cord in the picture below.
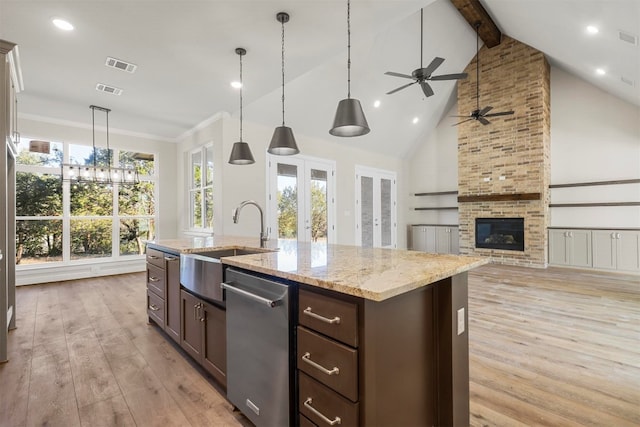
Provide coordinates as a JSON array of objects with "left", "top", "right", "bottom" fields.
[
  {"left": 281, "top": 17, "right": 286, "bottom": 126},
  {"left": 347, "top": 0, "right": 351, "bottom": 99},
  {"left": 239, "top": 52, "right": 243, "bottom": 141},
  {"left": 420, "top": 9, "right": 423, "bottom": 68},
  {"left": 91, "top": 106, "right": 96, "bottom": 169}
]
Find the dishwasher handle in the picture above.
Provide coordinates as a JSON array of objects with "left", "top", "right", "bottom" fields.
[{"left": 221, "top": 281, "right": 282, "bottom": 308}]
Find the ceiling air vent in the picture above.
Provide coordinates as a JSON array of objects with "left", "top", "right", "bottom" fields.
[
  {"left": 618, "top": 30, "right": 638, "bottom": 45},
  {"left": 105, "top": 56, "right": 137, "bottom": 73},
  {"left": 621, "top": 76, "right": 635, "bottom": 87},
  {"left": 96, "top": 83, "right": 123, "bottom": 96}
]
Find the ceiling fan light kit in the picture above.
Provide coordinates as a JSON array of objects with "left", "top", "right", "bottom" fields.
[
  {"left": 452, "top": 21, "right": 514, "bottom": 126},
  {"left": 268, "top": 12, "right": 300, "bottom": 156},
  {"left": 385, "top": 8, "right": 467, "bottom": 98},
  {"left": 329, "top": 0, "right": 370, "bottom": 137},
  {"left": 229, "top": 47, "right": 256, "bottom": 165}
]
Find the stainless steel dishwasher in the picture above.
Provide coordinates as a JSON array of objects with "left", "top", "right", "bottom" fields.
[{"left": 222, "top": 268, "right": 294, "bottom": 427}]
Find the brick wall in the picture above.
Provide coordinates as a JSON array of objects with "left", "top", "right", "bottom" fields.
[{"left": 457, "top": 35, "right": 550, "bottom": 267}]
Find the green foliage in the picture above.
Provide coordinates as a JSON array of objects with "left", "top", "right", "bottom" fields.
[
  {"left": 278, "top": 186, "right": 298, "bottom": 238},
  {"left": 70, "top": 219, "right": 112, "bottom": 258},
  {"left": 310, "top": 182, "right": 327, "bottom": 242}
]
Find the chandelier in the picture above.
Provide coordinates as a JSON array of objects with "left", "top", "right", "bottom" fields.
[{"left": 61, "top": 105, "right": 139, "bottom": 184}]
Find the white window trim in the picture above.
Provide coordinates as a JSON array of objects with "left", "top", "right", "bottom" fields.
[{"left": 186, "top": 143, "right": 214, "bottom": 233}]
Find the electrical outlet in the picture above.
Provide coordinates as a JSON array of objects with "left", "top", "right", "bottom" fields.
[{"left": 457, "top": 307, "right": 465, "bottom": 335}]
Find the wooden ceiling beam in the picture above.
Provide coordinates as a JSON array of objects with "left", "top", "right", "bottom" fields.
[{"left": 449, "top": 0, "right": 502, "bottom": 48}]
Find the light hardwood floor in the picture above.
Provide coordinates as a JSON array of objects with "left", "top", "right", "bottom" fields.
[{"left": 0, "top": 265, "right": 638, "bottom": 426}]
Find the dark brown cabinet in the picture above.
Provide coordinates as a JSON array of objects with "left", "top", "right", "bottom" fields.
[
  {"left": 145, "top": 247, "right": 180, "bottom": 344},
  {"left": 180, "top": 289, "right": 227, "bottom": 387}
]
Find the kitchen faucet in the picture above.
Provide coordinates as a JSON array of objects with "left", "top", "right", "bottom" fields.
[{"left": 233, "top": 200, "right": 268, "bottom": 248}]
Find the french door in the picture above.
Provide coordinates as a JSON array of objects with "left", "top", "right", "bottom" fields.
[
  {"left": 267, "top": 156, "right": 336, "bottom": 244},
  {"left": 355, "top": 166, "right": 397, "bottom": 248}
]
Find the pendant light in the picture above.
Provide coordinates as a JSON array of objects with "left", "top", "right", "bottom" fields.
[
  {"left": 329, "top": 0, "right": 370, "bottom": 137},
  {"left": 268, "top": 12, "right": 300, "bottom": 156},
  {"left": 228, "top": 47, "right": 255, "bottom": 165}
]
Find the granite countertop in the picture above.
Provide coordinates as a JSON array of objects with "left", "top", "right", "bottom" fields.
[
  {"left": 147, "top": 237, "right": 487, "bottom": 302},
  {"left": 146, "top": 235, "right": 279, "bottom": 254}
]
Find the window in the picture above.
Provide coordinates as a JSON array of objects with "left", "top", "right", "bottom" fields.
[
  {"left": 15, "top": 137, "right": 157, "bottom": 266},
  {"left": 188, "top": 145, "right": 214, "bottom": 230}
]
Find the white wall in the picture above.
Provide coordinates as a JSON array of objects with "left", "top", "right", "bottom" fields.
[
  {"left": 406, "top": 65, "right": 640, "bottom": 230},
  {"left": 406, "top": 103, "right": 459, "bottom": 227},
  {"left": 550, "top": 67, "right": 640, "bottom": 228},
  {"left": 177, "top": 114, "right": 409, "bottom": 248}
]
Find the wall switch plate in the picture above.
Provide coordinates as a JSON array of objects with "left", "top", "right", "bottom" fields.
[
  {"left": 483, "top": 177, "right": 491, "bottom": 182},
  {"left": 499, "top": 175, "right": 506, "bottom": 180},
  {"left": 457, "top": 307, "right": 465, "bottom": 335}
]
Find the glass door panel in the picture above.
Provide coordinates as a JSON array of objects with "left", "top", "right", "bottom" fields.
[
  {"left": 380, "top": 178, "right": 392, "bottom": 247},
  {"left": 360, "top": 176, "right": 374, "bottom": 248},
  {"left": 355, "top": 166, "right": 396, "bottom": 249},
  {"left": 276, "top": 162, "right": 299, "bottom": 240}
]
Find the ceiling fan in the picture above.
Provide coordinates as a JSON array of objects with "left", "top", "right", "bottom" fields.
[
  {"left": 385, "top": 8, "right": 468, "bottom": 98},
  {"left": 453, "top": 22, "right": 514, "bottom": 126}
]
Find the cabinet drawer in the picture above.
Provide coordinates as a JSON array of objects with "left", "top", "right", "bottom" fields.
[
  {"left": 299, "top": 372, "right": 358, "bottom": 427},
  {"left": 147, "top": 264, "right": 166, "bottom": 298},
  {"left": 298, "top": 326, "right": 358, "bottom": 402},
  {"left": 299, "top": 289, "right": 358, "bottom": 347},
  {"left": 147, "top": 289, "right": 165, "bottom": 326},
  {"left": 146, "top": 247, "right": 165, "bottom": 268},
  {"left": 299, "top": 414, "right": 318, "bottom": 427}
]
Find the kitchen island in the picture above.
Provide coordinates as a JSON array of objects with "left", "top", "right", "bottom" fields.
[{"left": 145, "top": 236, "right": 487, "bottom": 426}]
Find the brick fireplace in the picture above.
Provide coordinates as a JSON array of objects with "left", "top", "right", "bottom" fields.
[{"left": 457, "top": 35, "right": 550, "bottom": 267}]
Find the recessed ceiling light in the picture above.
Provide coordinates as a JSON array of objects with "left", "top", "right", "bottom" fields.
[
  {"left": 373, "top": 100, "right": 381, "bottom": 108},
  {"left": 52, "top": 18, "right": 74, "bottom": 31},
  {"left": 412, "top": 117, "right": 419, "bottom": 124},
  {"left": 230, "top": 81, "right": 242, "bottom": 89},
  {"left": 595, "top": 68, "right": 606, "bottom": 76},
  {"left": 586, "top": 25, "right": 599, "bottom": 35}
]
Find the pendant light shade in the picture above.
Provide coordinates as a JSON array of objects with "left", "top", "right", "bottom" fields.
[
  {"left": 268, "top": 12, "right": 299, "bottom": 156},
  {"left": 329, "top": 0, "right": 370, "bottom": 137},
  {"left": 229, "top": 47, "right": 255, "bottom": 165},
  {"left": 269, "top": 126, "right": 298, "bottom": 155},
  {"left": 228, "top": 141, "right": 255, "bottom": 164},
  {"left": 329, "top": 98, "right": 370, "bottom": 137}
]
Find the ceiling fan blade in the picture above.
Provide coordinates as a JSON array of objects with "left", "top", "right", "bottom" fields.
[
  {"left": 420, "top": 81, "right": 434, "bottom": 97},
  {"left": 478, "top": 117, "right": 491, "bottom": 125},
  {"left": 484, "top": 110, "right": 515, "bottom": 117},
  {"left": 386, "top": 81, "right": 416, "bottom": 95},
  {"left": 423, "top": 57, "right": 445, "bottom": 76},
  {"left": 385, "top": 71, "right": 414, "bottom": 80},
  {"left": 452, "top": 118, "right": 474, "bottom": 126},
  {"left": 429, "top": 72, "right": 468, "bottom": 81},
  {"left": 479, "top": 106, "right": 493, "bottom": 116}
]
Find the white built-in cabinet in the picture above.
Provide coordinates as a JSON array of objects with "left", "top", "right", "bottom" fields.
[
  {"left": 411, "top": 225, "right": 459, "bottom": 255},
  {"left": 549, "top": 228, "right": 640, "bottom": 273},
  {"left": 548, "top": 229, "right": 592, "bottom": 268},
  {"left": 592, "top": 230, "right": 640, "bottom": 272}
]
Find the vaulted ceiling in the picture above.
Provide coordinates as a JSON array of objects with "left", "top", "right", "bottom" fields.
[{"left": 1, "top": 0, "right": 638, "bottom": 157}]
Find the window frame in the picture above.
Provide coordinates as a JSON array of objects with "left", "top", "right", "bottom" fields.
[
  {"left": 187, "top": 143, "right": 214, "bottom": 232},
  {"left": 15, "top": 137, "right": 158, "bottom": 268}
]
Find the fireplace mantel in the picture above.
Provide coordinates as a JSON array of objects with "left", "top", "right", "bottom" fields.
[{"left": 458, "top": 193, "right": 541, "bottom": 203}]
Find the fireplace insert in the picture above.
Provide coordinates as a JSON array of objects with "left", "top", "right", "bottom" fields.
[{"left": 475, "top": 218, "right": 524, "bottom": 251}]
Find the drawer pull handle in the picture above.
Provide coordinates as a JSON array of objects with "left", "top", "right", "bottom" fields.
[
  {"left": 149, "top": 277, "right": 160, "bottom": 282},
  {"left": 148, "top": 304, "right": 160, "bottom": 312},
  {"left": 302, "top": 352, "right": 339, "bottom": 376},
  {"left": 148, "top": 255, "right": 160, "bottom": 260},
  {"left": 303, "top": 307, "right": 341, "bottom": 325},
  {"left": 304, "top": 398, "right": 341, "bottom": 425},
  {"left": 165, "top": 256, "right": 178, "bottom": 261}
]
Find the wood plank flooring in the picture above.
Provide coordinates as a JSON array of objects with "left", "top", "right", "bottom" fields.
[{"left": 0, "top": 265, "right": 638, "bottom": 426}]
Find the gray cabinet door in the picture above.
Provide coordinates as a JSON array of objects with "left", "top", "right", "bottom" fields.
[
  {"left": 592, "top": 231, "right": 616, "bottom": 270},
  {"left": 180, "top": 290, "right": 203, "bottom": 362},
  {"left": 165, "top": 255, "right": 181, "bottom": 343},
  {"left": 548, "top": 229, "right": 569, "bottom": 265},
  {"left": 450, "top": 227, "right": 460, "bottom": 255},
  {"left": 202, "top": 301, "right": 226, "bottom": 387},
  {"left": 411, "top": 226, "right": 426, "bottom": 251},
  {"left": 568, "top": 230, "right": 592, "bottom": 268},
  {"left": 616, "top": 231, "right": 640, "bottom": 272},
  {"left": 436, "top": 227, "right": 451, "bottom": 254}
]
